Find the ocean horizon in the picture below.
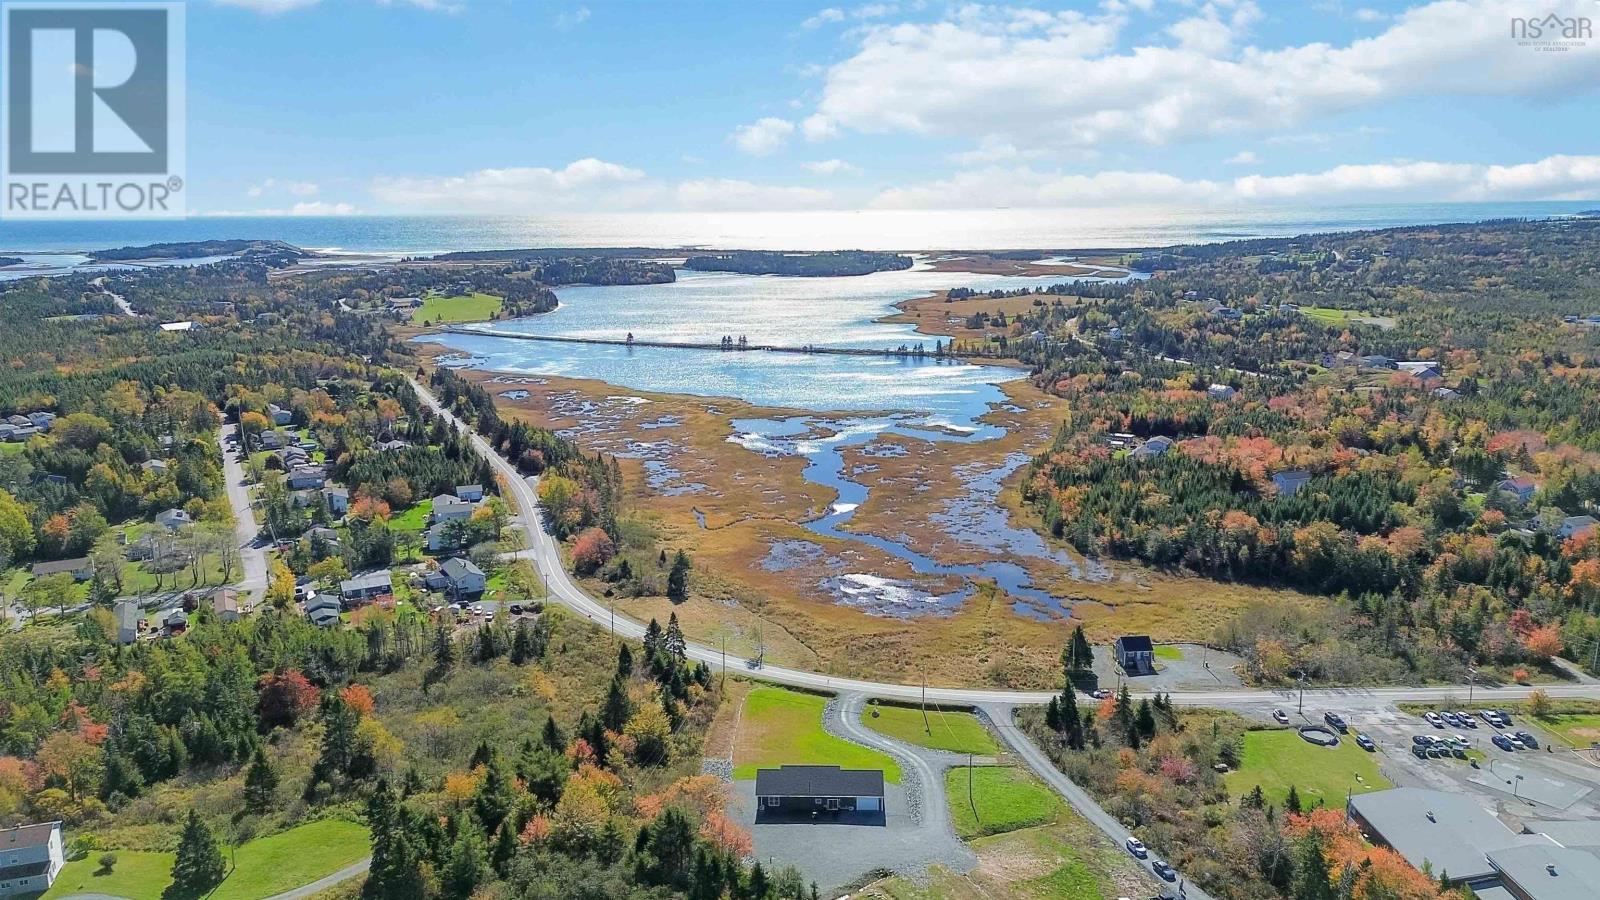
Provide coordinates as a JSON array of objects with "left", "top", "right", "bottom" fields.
[{"left": 0, "top": 201, "right": 1593, "bottom": 256}]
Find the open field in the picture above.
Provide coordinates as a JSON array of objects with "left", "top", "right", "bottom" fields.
[
  {"left": 44, "top": 819, "right": 370, "bottom": 900},
  {"left": 416, "top": 291, "right": 502, "bottom": 324},
  {"left": 1224, "top": 728, "right": 1391, "bottom": 809},
  {"left": 946, "top": 766, "right": 1062, "bottom": 839},
  {"left": 877, "top": 289, "right": 1081, "bottom": 342},
  {"left": 731, "top": 686, "right": 901, "bottom": 782},
  {"left": 417, "top": 349, "right": 1318, "bottom": 688},
  {"left": 862, "top": 703, "right": 999, "bottom": 755}
]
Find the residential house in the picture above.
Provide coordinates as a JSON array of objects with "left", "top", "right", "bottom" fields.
[
  {"left": 114, "top": 601, "right": 141, "bottom": 645},
  {"left": 340, "top": 571, "right": 393, "bottom": 604},
  {"left": 1113, "top": 635, "right": 1155, "bottom": 675},
  {"left": 4, "top": 415, "right": 27, "bottom": 428},
  {"left": 158, "top": 321, "right": 196, "bottom": 332},
  {"left": 425, "top": 557, "right": 486, "bottom": 596},
  {"left": 155, "top": 508, "right": 191, "bottom": 530},
  {"left": 286, "top": 466, "right": 326, "bottom": 490},
  {"left": 282, "top": 445, "right": 310, "bottom": 465},
  {"left": 376, "top": 439, "right": 410, "bottom": 452},
  {"left": 1104, "top": 432, "right": 1137, "bottom": 450},
  {"left": 258, "top": 430, "right": 286, "bottom": 451},
  {"left": 140, "top": 458, "right": 169, "bottom": 475},
  {"left": 125, "top": 533, "right": 160, "bottom": 561},
  {"left": 163, "top": 610, "right": 188, "bottom": 635},
  {"left": 0, "top": 425, "right": 37, "bottom": 442},
  {"left": 1272, "top": 470, "right": 1313, "bottom": 498},
  {"left": 1213, "top": 306, "right": 1243, "bottom": 321},
  {"left": 306, "top": 594, "right": 342, "bottom": 628},
  {"left": 431, "top": 494, "right": 478, "bottom": 523},
  {"left": 754, "top": 766, "right": 884, "bottom": 819},
  {"left": 455, "top": 484, "right": 485, "bottom": 502},
  {"left": 0, "top": 821, "right": 65, "bottom": 897},
  {"left": 1558, "top": 516, "right": 1598, "bottom": 541},
  {"left": 0, "top": 425, "right": 14, "bottom": 442},
  {"left": 211, "top": 589, "right": 241, "bottom": 623},
  {"left": 1496, "top": 477, "right": 1538, "bottom": 505},
  {"left": 266, "top": 404, "right": 293, "bottom": 426},
  {"left": 25, "top": 412, "right": 54, "bottom": 431},
  {"left": 1130, "top": 435, "right": 1173, "bottom": 459},
  {"left": 1398, "top": 361, "right": 1444, "bottom": 381},
  {"left": 426, "top": 521, "right": 462, "bottom": 552},
  {"left": 1206, "top": 383, "right": 1236, "bottom": 401},
  {"left": 30, "top": 557, "right": 91, "bottom": 582},
  {"left": 322, "top": 487, "right": 350, "bottom": 514},
  {"left": 1360, "top": 354, "right": 1397, "bottom": 370},
  {"left": 1432, "top": 387, "right": 1462, "bottom": 401},
  {"left": 387, "top": 296, "right": 423, "bottom": 311}
]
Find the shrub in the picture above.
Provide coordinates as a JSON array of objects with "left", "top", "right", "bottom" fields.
[{"left": 572, "top": 528, "right": 615, "bottom": 575}]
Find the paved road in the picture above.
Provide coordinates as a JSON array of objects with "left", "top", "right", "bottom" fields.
[
  {"left": 985, "top": 703, "right": 1200, "bottom": 900},
  {"left": 408, "top": 377, "right": 1600, "bottom": 711},
  {"left": 217, "top": 422, "right": 269, "bottom": 599}
]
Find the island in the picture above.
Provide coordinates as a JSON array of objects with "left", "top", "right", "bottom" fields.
[
  {"left": 88, "top": 238, "right": 307, "bottom": 263},
  {"left": 683, "top": 249, "right": 913, "bottom": 276}
]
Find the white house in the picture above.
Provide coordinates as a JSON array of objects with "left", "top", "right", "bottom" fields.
[
  {"left": 322, "top": 487, "right": 350, "bottom": 514},
  {"left": 430, "top": 494, "right": 478, "bottom": 523},
  {"left": 1206, "top": 383, "right": 1236, "bottom": 401},
  {"left": 426, "top": 521, "right": 462, "bottom": 552},
  {"left": 0, "top": 821, "right": 64, "bottom": 897},
  {"left": 1272, "top": 470, "right": 1313, "bottom": 498},
  {"left": 266, "top": 403, "right": 293, "bottom": 426},
  {"left": 286, "top": 466, "right": 326, "bottom": 490},
  {"left": 1130, "top": 436, "right": 1173, "bottom": 459},
  {"left": 455, "top": 484, "right": 485, "bottom": 502},
  {"left": 114, "top": 600, "right": 141, "bottom": 645},
  {"left": 426, "top": 558, "right": 487, "bottom": 597},
  {"left": 155, "top": 508, "right": 191, "bottom": 531}
]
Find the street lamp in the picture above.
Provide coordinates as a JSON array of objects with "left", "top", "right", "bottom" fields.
[{"left": 1513, "top": 774, "right": 1525, "bottom": 802}]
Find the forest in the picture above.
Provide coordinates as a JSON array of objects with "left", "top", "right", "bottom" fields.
[{"left": 682, "top": 250, "right": 913, "bottom": 276}]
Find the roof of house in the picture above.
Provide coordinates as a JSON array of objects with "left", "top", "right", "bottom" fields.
[
  {"left": 157, "top": 508, "right": 190, "bottom": 521},
  {"left": 30, "top": 557, "right": 89, "bottom": 576},
  {"left": 456, "top": 484, "right": 482, "bottom": 493},
  {"left": 1502, "top": 477, "right": 1537, "bottom": 490},
  {"left": 115, "top": 601, "right": 140, "bottom": 629},
  {"left": 165, "top": 610, "right": 188, "bottom": 626},
  {"left": 439, "top": 557, "right": 484, "bottom": 581},
  {"left": 309, "top": 607, "right": 341, "bottom": 625},
  {"left": 1273, "top": 469, "right": 1311, "bottom": 484},
  {"left": 1115, "top": 635, "right": 1154, "bottom": 653},
  {"left": 1562, "top": 515, "right": 1599, "bottom": 531},
  {"left": 306, "top": 594, "right": 341, "bottom": 612},
  {"left": 212, "top": 590, "right": 240, "bottom": 613},
  {"left": 0, "top": 821, "right": 61, "bottom": 850},
  {"left": 1487, "top": 845, "right": 1600, "bottom": 900},
  {"left": 341, "top": 571, "right": 393, "bottom": 593},
  {"left": 754, "top": 765, "right": 885, "bottom": 798},
  {"left": 1348, "top": 788, "right": 1549, "bottom": 883},
  {"left": 323, "top": 486, "right": 350, "bottom": 498}
]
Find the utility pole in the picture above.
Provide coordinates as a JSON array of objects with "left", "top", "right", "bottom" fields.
[
  {"left": 921, "top": 673, "right": 931, "bottom": 736},
  {"left": 720, "top": 636, "right": 727, "bottom": 689},
  {"left": 967, "top": 751, "right": 976, "bottom": 824},
  {"left": 609, "top": 602, "right": 615, "bottom": 644},
  {"left": 1297, "top": 672, "right": 1307, "bottom": 715}
]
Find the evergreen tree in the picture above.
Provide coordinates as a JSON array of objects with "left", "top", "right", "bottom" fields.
[
  {"left": 616, "top": 642, "right": 634, "bottom": 677},
  {"left": 1045, "top": 696, "right": 1062, "bottom": 732},
  {"left": 601, "top": 674, "right": 634, "bottom": 732},
  {"left": 166, "top": 810, "right": 226, "bottom": 900},
  {"left": 441, "top": 824, "right": 489, "bottom": 900},
  {"left": 1285, "top": 785, "right": 1303, "bottom": 815},
  {"left": 490, "top": 822, "right": 516, "bottom": 877},
  {"left": 1060, "top": 686, "right": 1084, "bottom": 750},
  {"left": 667, "top": 550, "right": 691, "bottom": 604},
  {"left": 1062, "top": 624, "right": 1094, "bottom": 676},
  {"left": 364, "top": 783, "right": 426, "bottom": 900},
  {"left": 540, "top": 713, "right": 565, "bottom": 752},
  {"left": 664, "top": 612, "right": 687, "bottom": 663},
  {"left": 643, "top": 618, "right": 663, "bottom": 658},
  {"left": 1290, "top": 827, "right": 1336, "bottom": 900},
  {"left": 242, "top": 746, "right": 278, "bottom": 813},
  {"left": 1135, "top": 698, "right": 1157, "bottom": 739},
  {"left": 473, "top": 753, "right": 516, "bottom": 835}
]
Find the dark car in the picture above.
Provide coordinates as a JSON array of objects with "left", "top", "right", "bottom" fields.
[
  {"left": 1151, "top": 860, "right": 1177, "bottom": 882},
  {"left": 508, "top": 604, "right": 523, "bottom": 615},
  {"left": 1355, "top": 733, "right": 1376, "bottom": 751},
  {"left": 1324, "top": 711, "right": 1348, "bottom": 733},
  {"left": 1515, "top": 731, "right": 1539, "bottom": 749},
  {"left": 1497, "top": 709, "right": 1515, "bottom": 725},
  {"left": 1412, "top": 735, "right": 1432, "bottom": 746},
  {"left": 1492, "top": 734, "right": 1516, "bottom": 751},
  {"left": 1412, "top": 745, "right": 1427, "bottom": 759}
]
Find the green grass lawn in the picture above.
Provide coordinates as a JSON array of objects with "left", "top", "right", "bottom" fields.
[
  {"left": 1021, "top": 857, "right": 1100, "bottom": 899},
  {"left": 1153, "top": 645, "right": 1183, "bottom": 661},
  {"left": 732, "top": 686, "right": 901, "bottom": 783},
  {"left": 416, "top": 291, "right": 502, "bottom": 324},
  {"left": 44, "top": 819, "right": 369, "bottom": 900},
  {"left": 946, "top": 766, "right": 1062, "bottom": 839},
  {"left": 862, "top": 703, "right": 998, "bottom": 755},
  {"left": 388, "top": 499, "right": 431, "bottom": 533},
  {"left": 45, "top": 849, "right": 173, "bottom": 899},
  {"left": 1300, "top": 306, "right": 1357, "bottom": 325},
  {"left": 1224, "top": 728, "right": 1390, "bottom": 810}
]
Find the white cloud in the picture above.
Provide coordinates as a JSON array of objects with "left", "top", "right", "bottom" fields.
[
  {"left": 803, "top": 158, "right": 862, "bottom": 175},
  {"left": 676, "top": 179, "right": 836, "bottom": 211},
  {"left": 802, "top": 7, "right": 846, "bottom": 28},
  {"left": 370, "top": 158, "right": 649, "bottom": 211},
  {"left": 731, "top": 117, "right": 796, "bottom": 156},
  {"left": 801, "top": 0, "right": 1600, "bottom": 156},
  {"left": 949, "top": 136, "right": 1042, "bottom": 165},
  {"left": 870, "top": 153, "right": 1600, "bottom": 208},
  {"left": 1224, "top": 150, "right": 1259, "bottom": 165},
  {"left": 1353, "top": 7, "right": 1387, "bottom": 22},
  {"left": 199, "top": 200, "right": 358, "bottom": 217},
  {"left": 246, "top": 178, "right": 320, "bottom": 198}
]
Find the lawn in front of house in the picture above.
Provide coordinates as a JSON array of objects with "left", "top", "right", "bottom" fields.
[
  {"left": 417, "top": 291, "right": 503, "bottom": 324},
  {"left": 1224, "top": 728, "right": 1390, "bottom": 810},
  {"left": 1153, "top": 645, "right": 1183, "bottom": 661},
  {"left": 862, "top": 703, "right": 999, "bottom": 755},
  {"left": 946, "top": 766, "right": 1063, "bottom": 839},
  {"left": 731, "top": 686, "right": 901, "bottom": 783},
  {"left": 43, "top": 819, "right": 369, "bottom": 900}
]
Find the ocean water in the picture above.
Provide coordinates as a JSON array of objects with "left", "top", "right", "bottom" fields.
[{"left": 0, "top": 201, "right": 1590, "bottom": 255}]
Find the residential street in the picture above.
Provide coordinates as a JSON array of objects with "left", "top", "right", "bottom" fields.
[{"left": 217, "top": 422, "right": 269, "bottom": 599}]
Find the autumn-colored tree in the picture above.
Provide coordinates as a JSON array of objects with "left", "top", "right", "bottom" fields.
[
  {"left": 350, "top": 495, "right": 391, "bottom": 522},
  {"left": 257, "top": 669, "right": 319, "bottom": 729},
  {"left": 265, "top": 559, "right": 295, "bottom": 609},
  {"left": 1523, "top": 624, "right": 1564, "bottom": 661},
  {"left": 1527, "top": 689, "right": 1553, "bottom": 719},
  {"left": 340, "top": 684, "right": 375, "bottom": 718},
  {"left": 571, "top": 527, "right": 615, "bottom": 575}
]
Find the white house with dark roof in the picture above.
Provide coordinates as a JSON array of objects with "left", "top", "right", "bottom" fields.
[
  {"left": 0, "top": 821, "right": 64, "bottom": 896},
  {"left": 430, "top": 494, "right": 478, "bottom": 523},
  {"left": 426, "top": 557, "right": 487, "bottom": 596},
  {"left": 1272, "top": 470, "right": 1313, "bottom": 498},
  {"left": 322, "top": 486, "right": 349, "bottom": 514},
  {"left": 286, "top": 466, "right": 326, "bottom": 490},
  {"left": 114, "top": 600, "right": 141, "bottom": 645}
]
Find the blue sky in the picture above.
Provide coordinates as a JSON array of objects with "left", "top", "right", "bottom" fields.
[{"left": 181, "top": 0, "right": 1600, "bottom": 214}]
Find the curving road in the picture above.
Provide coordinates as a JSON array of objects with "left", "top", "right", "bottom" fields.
[{"left": 408, "top": 377, "right": 1600, "bottom": 710}]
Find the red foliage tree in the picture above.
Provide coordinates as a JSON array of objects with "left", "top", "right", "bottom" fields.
[
  {"left": 257, "top": 669, "right": 319, "bottom": 729},
  {"left": 571, "top": 527, "right": 616, "bottom": 575}
]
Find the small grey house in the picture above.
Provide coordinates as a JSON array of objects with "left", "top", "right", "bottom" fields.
[
  {"left": 114, "top": 601, "right": 141, "bottom": 645},
  {"left": 156, "top": 508, "right": 192, "bottom": 530},
  {"left": 1206, "top": 383, "right": 1236, "bottom": 401},
  {"left": 323, "top": 487, "right": 350, "bottom": 514},
  {"left": 30, "top": 557, "right": 92, "bottom": 582},
  {"left": 1558, "top": 515, "right": 1599, "bottom": 541},
  {"left": 755, "top": 765, "right": 884, "bottom": 819},
  {"left": 431, "top": 494, "right": 478, "bottom": 523},
  {"left": 455, "top": 484, "right": 485, "bottom": 502},
  {"left": 286, "top": 466, "right": 326, "bottom": 490},
  {"left": 1272, "top": 470, "right": 1312, "bottom": 498},
  {"left": 340, "top": 570, "right": 393, "bottom": 603},
  {"left": 1130, "top": 435, "right": 1173, "bottom": 459},
  {"left": 426, "top": 557, "right": 487, "bottom": 596},
  {"left": 1114, "top": 635, "right": 1155, "bottom": 675},
  {"left": 0, "top": 820, "right": 65, "bottom": 897}
]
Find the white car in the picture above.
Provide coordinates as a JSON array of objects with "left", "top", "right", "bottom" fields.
[
  {"left": 1424, "top": 711, "right": 1445, "bottom": 728},
  {"left": 1272, "top": 709, "right": 1290, "bottom": 724},
  {"left": 1126, "top": 837, "right": 1147, "bottom": 859}
]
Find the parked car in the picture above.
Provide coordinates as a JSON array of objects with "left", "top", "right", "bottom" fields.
[
  {"left": 1442, "top": 712, "right": 1462, "bottom": 727},
  {"left": 1450, "top": 744, "right": 1467, "bottom": 759},
  {"left": 1091, "top": 689, "right": 1112, "bottom": 700},
  {"left": 1356, "top": 733, "right": 1375, "bottom": 751},
  {"left": 1126, "top": 837, "right": 1147, "bottom": 859},
  {"left": 1497, "top": 710, "right": 1515, "bottom": 725},
  {"left": 1412, "top": 735, "right": 1433, "bottom": 746},
  {"left": 1492, "top": 734, "right": 1516, "bottom": 751},
  {"left": 1273, "top": 709, "right": 1290, "bottom": 724},
  {"left": 1515, "top": 731, "right": 1539, "bottom": 749},
  {"left": 1324, "top": 711, "right": 1348, "bottom": 733},
  {"left": 1412, "top": 745, "right": 1427, "bottom": 759},
  {"left": 1424, "top": 711, "right": 1445, "bottom": 728},
  {"left": 509, "top": 604, "right": 523, "bottom": 615},
  {"left": 1151, "top": 860, "right": 1177, "bottom": 882}
]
